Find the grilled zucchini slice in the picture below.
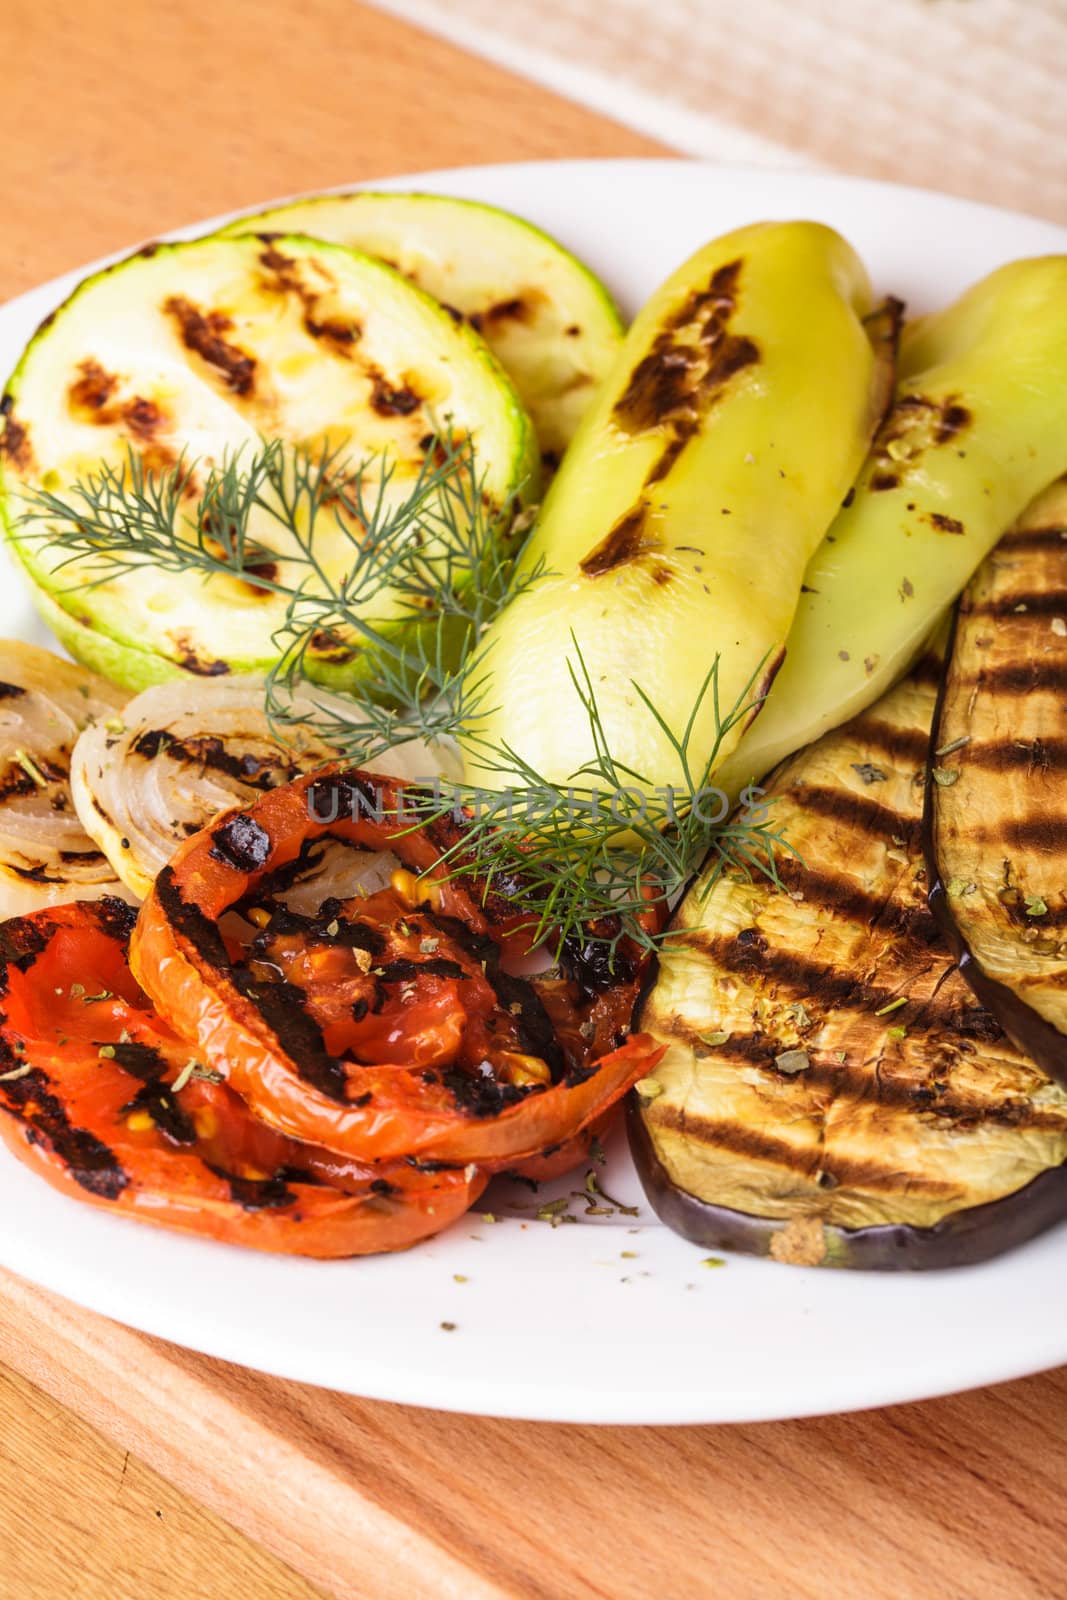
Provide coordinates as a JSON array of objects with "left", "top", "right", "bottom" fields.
[
  {"left": 217, "top": 191, "right": 624, "bottom": 461},
  {"left": 632, "top": 653, "right": 1067, "bottom": 1268},
  {"left": 0, "top": 234, "right": 537, "bottom": 692},
  {"left": 927, "top": 476, "right": 1067, "bottom": 1087}
]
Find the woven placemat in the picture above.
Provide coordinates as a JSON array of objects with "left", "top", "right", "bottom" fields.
[{"left": 373, "top": 0, "right": 1066, "bottom": 223}]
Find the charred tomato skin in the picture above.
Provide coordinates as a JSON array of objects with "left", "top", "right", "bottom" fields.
[
  {"left": 0, "top": 901, "right": 485, "bottom": 1256},
  {"left": 131, "top": 765, "right": 663, "bottom": 1167}
]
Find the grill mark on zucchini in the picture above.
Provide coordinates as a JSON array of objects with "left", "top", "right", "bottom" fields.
[
  {"left": 67, "top": 359, "right": 168, "bottom": 442},
  {"left": 0, "top": 398, "right": 34, "bottom": 472},
  {"left": 162, "top": 296, "right": 257, "bottom": 397}
]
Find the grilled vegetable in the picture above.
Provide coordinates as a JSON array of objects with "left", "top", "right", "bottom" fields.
[
  {"left": 70, "top": 676, "right": 459, "bottom": 898},
  {"left": 0, "top": 901, "right": 485, "bottom": 1255},
  {"left": 718, "top": 254, "right": 1067, "bottom": 796},
  {"left": 0, "top": 640, "right": 131, "bottom": 915},
  {"left": 927, "top": 476, "right": 1067, "bottom": 1088},
  {"left": 463, "top": 222, "right": 893, "bottom": 793},
  {"left": 631, "top": 656, "right": 1067, "bottom": 1268},
  {"left": 0, "top": 233, "right": 536, "bottom": 691},
  {"left": 131, "top": 768, "right": 663, "bottom": 1166},
  {"left": 217, "top": 191, "right": 624, "bottom": 460}
]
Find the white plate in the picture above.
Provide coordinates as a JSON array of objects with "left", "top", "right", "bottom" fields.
[{"left": 1, "top": 160, "right": 1065, "bottom": 1426}]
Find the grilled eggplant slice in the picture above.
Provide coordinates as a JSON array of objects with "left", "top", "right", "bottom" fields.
[
  {"left": 217, "top": 192, "right": 624, "bottom": 460},
  {"left": 0, "top": 234, "right": 536, "bottom": 692},
  {"left": 632, "top": 657, "right": 1067, "bottom": 1267},
  {"left": 717, "top": 254, "right": 1067, "bottom": 797},
  {"left": 0, "top": 640, "right": 131, "bottom": 915},
  {"left": 464, "top": 222, "right": 892, "bottom": 794},
  {"left": 927, "top": 477, "right": 1067, "bottom": 1087}
]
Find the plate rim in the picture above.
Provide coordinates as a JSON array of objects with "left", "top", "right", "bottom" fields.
[{"left": 1, "top": 156, "right": 1066, "bottom": 1426}]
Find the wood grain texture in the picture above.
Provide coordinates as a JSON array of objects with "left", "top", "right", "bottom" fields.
[
  {"left": 0, "top": 1360, "right": 329, "bottom": 1600},
  {"left": 1, "top": 2, "right": 1065, "bottom": 1598},
  {"left": 0, "top": 0, "right": 663, "bottom": 300},
  {"left": 2, "top": 1268, "right": 1066, "bottom": 1600}
]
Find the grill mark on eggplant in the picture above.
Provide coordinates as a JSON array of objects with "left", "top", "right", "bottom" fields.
[
  {"left": 844, "top": 717, "right": 929, "bottom": 771},
  {"left": 966, "top": 589, "right": 1067, "bottom": 621},
  {"left": 678, "top": 926, "right": 963, "bottom": 1023},
  {"left": 644, "top": 1100, "right": 961, "bottom": 1196},
  {"left": 784, "top": 784, "right": 920, "bottom": 848},
  {"left": 992, "top": 524, "right": 1067, "bottom": 555},
  {"left": 0, "top": 681, "right": 26, "bottom": 700},
  {"left": 962, "top": 659, "right": 1067, "bottom": 695},
  {"left": 0, "top": 1058, "right": 127, "bottom": 1199},
  {"left": 963, "top": 736, "right": 1067, "bottom": 774},
  {"left": 660, "top": 1014, "right": 1056, "bottom": 1124},
  {"left": 910, "top": 653, "right": 944, "bottom": 691},
  {"left": 775, "top": 861, "right": 939, "bottom": 947},
  {"left": 980, "top": 815, "right": 1067, "bottom": 853}
]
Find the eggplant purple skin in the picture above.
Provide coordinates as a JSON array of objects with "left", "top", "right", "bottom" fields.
[
  {"left": 627, "top": 1098, "right": 1067, "bottom": 1270},
  {"left": 923, "top": 603, "right": 1067, "bottom": 1091}
]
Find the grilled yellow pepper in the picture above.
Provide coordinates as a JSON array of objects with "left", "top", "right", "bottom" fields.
[
  {"left": 718, "top": 254, "right": 1067, "bottom": 795},
  {"left": 462, "top": 222, "right": 891, "bottom": 792}
]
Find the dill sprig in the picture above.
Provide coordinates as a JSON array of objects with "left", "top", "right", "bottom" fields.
[
  {"left": 401, "top": 639, "right": 794, "bottom": 953},
  {"left": 15, "top": 431, "right": 541, "bottom": 755},
  {"left": 15, "top": 435, "right": 791, "bottom": 948}
]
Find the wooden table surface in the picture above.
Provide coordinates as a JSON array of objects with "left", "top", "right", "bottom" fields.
[{"left": 2, "top": 3, "right": 1066, "bottom": 1598}]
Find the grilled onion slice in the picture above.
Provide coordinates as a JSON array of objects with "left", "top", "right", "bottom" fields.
[
  {"left": 0, "top": 639, "right": 131, "bottom": 915},
  {"left": 70, "top": 677, "right": 459, "bottom": 898}
]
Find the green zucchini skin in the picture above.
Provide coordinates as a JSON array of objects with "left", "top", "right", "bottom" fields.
[
  {"left": 925, "top": 477, "right": 1067, "bottom": 1089},
  {"left": 0, "top": 233, "right": 537, "bottom": 693},
  {"left": 216, "top": 190, "right": 624, "bottom": 460},
  {"left": 628, "top": 1099, "right": 1067, "bottom": 1270}
]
